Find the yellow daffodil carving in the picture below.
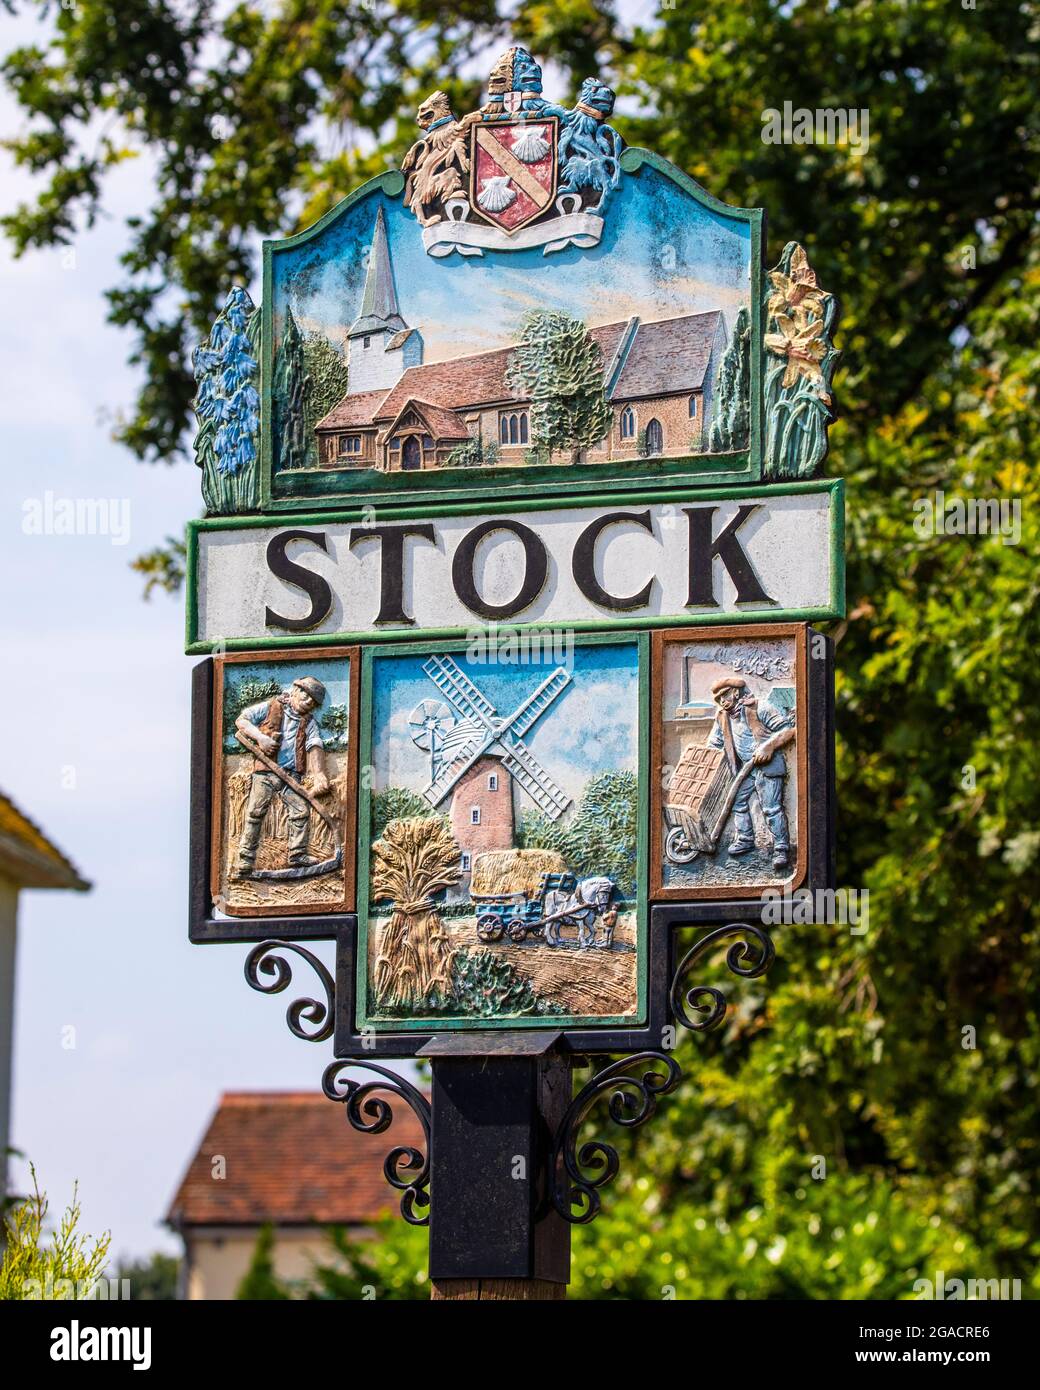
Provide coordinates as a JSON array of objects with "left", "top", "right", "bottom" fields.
[
  {"left": 767, "top": 243, "right": 828, "bottom": 320},
  {"left": 765, "top": 308, "right": 832, "bottom": 403}
]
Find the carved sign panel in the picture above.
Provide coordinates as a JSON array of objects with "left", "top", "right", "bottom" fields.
[
  {"left": 651, "top": 625, "right": 810, "bottom": 900},
  {"left": 355, "top": 635, "right": 647, "bottom": 1032}
]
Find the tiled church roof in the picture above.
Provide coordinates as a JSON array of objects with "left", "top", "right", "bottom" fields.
[{"left": 611, "top": 311, "right": 724, "bottom": 400}]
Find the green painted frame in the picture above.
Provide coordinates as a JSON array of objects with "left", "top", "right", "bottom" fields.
[
  {"left": 185, "top": 478, "right": 845, "bottom": 654},
  {"left": 258, "top": 149, "right": 765, "bottom": 515},
  {"left": 354, "top": 631, "right": 650, "bottom": 1032}
]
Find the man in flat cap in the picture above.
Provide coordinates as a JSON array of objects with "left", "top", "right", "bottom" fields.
[
  {"left": 233, "top": 676, "right": 330, "bottom": 877},
  {"left": 707, "top": 676, "right": 794, "bottom": 872}
]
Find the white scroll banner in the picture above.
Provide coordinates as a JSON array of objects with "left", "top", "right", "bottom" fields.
[{"left": 422, "top": 195, "right": 605, "bottom": 258}]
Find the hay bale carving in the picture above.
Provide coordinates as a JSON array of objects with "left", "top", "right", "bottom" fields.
[
  {"left": 470, "top": 848, "right": 570, "bottom": 897},
  {"left": 372, "top": 817, "right": 461, "bottom": 1011}
]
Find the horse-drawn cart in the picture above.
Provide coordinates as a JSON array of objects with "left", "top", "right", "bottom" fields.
[{"left": 472, "top": 870, "right": 619, "bottom": 949}]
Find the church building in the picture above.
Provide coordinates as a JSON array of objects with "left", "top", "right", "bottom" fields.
[{"left": 315, "top": 209, "right": 728, "bottom": 470}]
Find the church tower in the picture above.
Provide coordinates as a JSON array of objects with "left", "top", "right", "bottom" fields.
[{"left": 347, "top": 206, "right": 423, "bottom": 394}]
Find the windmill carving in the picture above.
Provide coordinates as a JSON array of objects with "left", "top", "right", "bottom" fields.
[{"left": 409, "top": 655, "right": 573, "bottom": 874}]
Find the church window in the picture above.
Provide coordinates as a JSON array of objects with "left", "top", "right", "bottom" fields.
[
  {"left": 499, "top": 410, "right": 529, "bottom": 446},
  {"left": 363, "top": 336, "right": 371, "bottom": 349},
  {"left": 488, "top": 773, "right": 498, "bottom": 791},
  {"left": 688, "top": 395, "right": 698, "bottom": 418},
  {"left": 470, "top": 807, "right": 481, "bottom": 825},
  {"left": 620, "top": 405, "right": 635, "bottom": 439},
  {"left": 338, "top": 435, "right": 362, "bottom": 456}
]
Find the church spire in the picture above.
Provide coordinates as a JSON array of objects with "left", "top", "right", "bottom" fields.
[{"left": 350, "top": 206, "right": 407, "bottom": 337}]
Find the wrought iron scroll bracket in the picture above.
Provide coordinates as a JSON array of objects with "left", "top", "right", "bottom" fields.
[
  {"left": 549, "top": 1051, "right": 683, "bottom": 1225},
  {"left": 322, "top": 1060, "right": 432, "bottom": 1226},
  {"left": 243, "top": 939, "right": 336, "bottom": 1043},
  {"left": 670, "top": 922, "right": 776, "bottom": 1032}
]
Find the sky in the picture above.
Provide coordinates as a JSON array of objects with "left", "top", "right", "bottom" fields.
[{"left": 0, "top": 15, "right": 341, "bottom": 1265}]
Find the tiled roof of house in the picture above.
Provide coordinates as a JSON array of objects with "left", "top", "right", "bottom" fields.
[
  {"left": 611, "top": 311, "right": 725, "bottom": 400},
  {"left": 315, "top": 388, "right": 388, "bottom": 432},
  {"left": 387, "top": 399, "right": 472, "bottom": 441},
  {"left": 165, "top": 1091, "right": 427, "bottom": 1228},
  {"left": 0, "top": 789, "right": 90, "bottom": 891},
  {"left": 374, "top": 319, "right": 631, "bottom": 422}
]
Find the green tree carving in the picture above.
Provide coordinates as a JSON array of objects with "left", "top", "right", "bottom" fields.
[
  {"left": 370, "top": 786, "right": 437, "bottom": 841},
  {"left": 709, "top": 305, "right": 751, "bottom": 453},
  {"left": 303, "top": 332, "right": 349, "bottom": 467},
  {"left": 444, "top": 436, "right": 501, "bottom": 468},
  {"left": 518, "top": 769, "right": 638, "bottom": 898},
  {"left": 274, "top": 306, "right": 311, "bottom": 472},
  {"left": 506, "top": 310, "right": 612, "bottom": 464}
]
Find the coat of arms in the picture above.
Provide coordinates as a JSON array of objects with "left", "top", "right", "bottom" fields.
[{"left": 401, "top": 46, "right": 623, "bottom": 258}]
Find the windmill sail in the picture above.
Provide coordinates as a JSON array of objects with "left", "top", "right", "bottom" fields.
[
  {"left": 417, "top": 653, "right": 573, "bottom": 817},
  {"left": 501, "top": 737, "right": 572, "bottom": 820},
  {"left": 422, "top": 655, "right": 497, "bottom": 728},
  {"left": 502, "top": 667, "right": 572, "bottom": 740}
]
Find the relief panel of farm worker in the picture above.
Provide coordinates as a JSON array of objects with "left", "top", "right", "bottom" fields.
[
  {"left": 233, "top": 676, "right": 329, "bottom": 877},
  {"left": 707, "top": 676, "right": 793, "bottom": 872}
]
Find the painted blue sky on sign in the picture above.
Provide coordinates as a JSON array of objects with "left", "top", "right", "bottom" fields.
[
  {"left": 370, "top": 642, "right": 640, "bottom": 808},
  {"left": 271, "top": 164, "right": 752, "bottom": 362}
]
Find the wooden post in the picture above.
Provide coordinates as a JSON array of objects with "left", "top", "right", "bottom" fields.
[{"left": 423, "top": 1034, "right": 571, "bottom": 1299}]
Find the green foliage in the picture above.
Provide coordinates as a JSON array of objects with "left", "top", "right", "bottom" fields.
[
  {"left": 317, "top": 702, "right": 350, "bottom": 752},
  {"left": 130, "top": 533, "right": 186, "bottom": 598},
  {"left": 302, "top": 332, "right": 349, "bottom": 467},
  {"left": 221, "top": 676, "right": 283, "bottom": 749},
  {"left": 519, "top": 769, "right": 638, "bottom": 896},
  {"left": 237, "top": 1220, "right": 428, "bottom": 1301},
  {"left": 274, "top": 306, "right": 311, "bottom": 471},
  {"left": 370, "top": 786, "right": 438, "bottom": 841},
  {"left": 450, "top": 947, "right": 564, "bottom": 1017},
  {"left": 235, "top": 1223, "right": 290, "bottom": 1301},
  {"left": 506, "top": 309, "right": 612, "bottom": 462},
  {"left": 0, "top": 1167, "right": 111, "bottom": 1300},
  {"left": 709, "top": 305, "right": 751, "bottom": 453},
  {"left": 115, "top": 1251, "right": 180, "bottom": 1301},
  {"left": 444, "top": 436, "right": 501, "bottom": 468}
]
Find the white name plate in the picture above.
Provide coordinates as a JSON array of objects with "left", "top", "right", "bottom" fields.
[{"left": 187, "top": 482, "right": 844, "bottom": 651}]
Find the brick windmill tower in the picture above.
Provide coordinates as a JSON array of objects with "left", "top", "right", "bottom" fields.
[{"left": 409, "top": 655, "right": 572, "bottom": 893}]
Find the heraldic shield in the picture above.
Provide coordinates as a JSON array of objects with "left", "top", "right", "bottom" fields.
[{"left": 470, "top": 117, "right": 559, "bottom": 232}]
